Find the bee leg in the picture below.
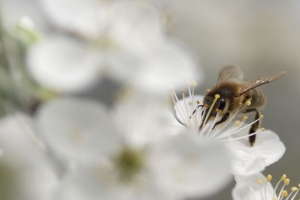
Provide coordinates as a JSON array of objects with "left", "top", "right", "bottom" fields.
[
  {"left": 189, "top": 105, "right": 204, "bottom": 118},
  {"left": 242, "top": 108, "right": 261, "bottom": 146},
  {"left": 212, "top": 112, "right": 230, "bottom": 129}
]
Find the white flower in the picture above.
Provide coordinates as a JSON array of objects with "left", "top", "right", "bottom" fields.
[
  {"left": 35, "top": 93, "right": 231, "bottom": 199},
  {"left": 232, "top": 173, "right": 300, "bottom": 200},
  {"left": 0, "top": 113, "right": 59, "bottom": 200},
  {"left": 26, "top": 35, "right": 105, "bottom": 93},
  {"left": 171, "top": 82, "right": 286, "bottom": 176},
  {"left": 36, "top": 0, "right": 203, "bottom": 96}
]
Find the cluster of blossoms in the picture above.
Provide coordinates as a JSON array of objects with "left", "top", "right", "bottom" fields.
[{"left": 0, "top": 0, "right": 294, "bottom": 200}]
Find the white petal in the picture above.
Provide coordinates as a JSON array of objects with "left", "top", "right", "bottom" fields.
[
  {"left": 107, "top": 1, "right": 163, "bottom": 48},
  {"left": 232, "top": 173, "right": 274, "bottom": 200},
  {"left": 26, "top": 36, "right": 104, "bottom": 92},
  {"left": 36, "top": 98, "right": 120, "bottom": 165},
  {"left": 226, "top": 129, "right": 285, "bottom": 176},
  {"left": 228, "top": 148, "right": 266, "bottom": 176},
  {"left": 55, "top": 166, "right": 175, "bottom": 200},
  {"left": 0, "top": 113, "right": 59, "bottom": 200},
  {"left": 149, "top": 132, "right": 232, "bottom": 198},
  {"left": 111, "top": 92, "right": 182, "bottom": 147},
  {"left": 40, "top": 0, "right": 107, "bottom": 38},
  {"left": 126, "top": 39, "right": 203, "bottom": 96}
]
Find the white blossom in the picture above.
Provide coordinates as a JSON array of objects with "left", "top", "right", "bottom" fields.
[
  {"left": 35, "top": 93, "right": 231, "bottom": 199},
  {"left": 232, "top": 173, "right": 300, "bottom": 200},
  {"left": 171, "top": 83, "right": 285, "bottom": 176}
]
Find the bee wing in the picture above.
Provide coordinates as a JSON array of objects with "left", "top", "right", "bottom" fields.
[
  {"left": 217, "top": 65, "right": 244, "bottom": 83},
  {"left": 238, "top": 71, "right": 286, "bottom": 96}
]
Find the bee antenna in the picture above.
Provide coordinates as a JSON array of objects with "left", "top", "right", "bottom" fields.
[{"left": 189, "top": 104, "right": 204, "bottom": 118}]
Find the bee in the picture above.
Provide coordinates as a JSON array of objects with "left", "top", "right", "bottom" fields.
[{"left": 200, "top": 65, "right": 286, "bottom": 146}]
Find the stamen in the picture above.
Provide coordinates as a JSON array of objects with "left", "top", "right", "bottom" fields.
[
  {"left": 267, "top": 175, "right": 273, "bottom": 182},
  {"left": 202, "top": 94, "right": 220, "bottom": 127},
  {"left": 197, "top": 100, "right": 200, "bottom": 104},
  {"left": 206, "top": 89, "right": 210, "bottom": 93},
  {"left": 245, "top": 100, "right": 251, "bottom": 106},
  {"left": 261, "top": 128, "right": 265, "bottom": 131},
  {"left": 242, "top": 115, "right": 248, "bottom": 122}
]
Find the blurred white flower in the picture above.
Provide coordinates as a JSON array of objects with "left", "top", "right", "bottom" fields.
[
  {"left": 35, "top": 93, "right": 231, "bottom": 199},
  {"left": 30, "top": 0, "right": 203, "bottom": 96},
  {"left": 232, "top": 173, "right": 300, "bottom": 200},
  {"left": 171, "top": 83, "right": 285, "bottom": 176},
  {"left": 26, "top": 35, "right": 105, "bottom": 93},
  {"left": 0, "top": 113, "right": 59, "bottom": 200}
]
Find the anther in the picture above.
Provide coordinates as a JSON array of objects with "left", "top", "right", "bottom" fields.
[
  {"left": 235, "top": 120, "right": 241, "bottom": 126},
  {"left": 197, "top": 100, "right": 200, "bottom": 104},
  {"left": 170, "top": 85, "right": 175, "bottom": 89},
  {"left": 215, "top": 94, "right": 220, "bottom": 99},
  {"left": 188, "top": 102, "right": 192, "bottom": 105},
  {"left": 181, "top": 89, "right": 185, "bottom": 93},
  {"left": 261, "top": 128, "right": 265, "bottom": 131},
  {"left": 210, "top": 116, "right": 215, "bottom": 121},
  {"left": 242, "top": 116, "right": 248, "bottom": 122},
  {"left": 204, "top": 104, "right": 209, "bottom": 109},
  {"left": 267, "top": 174, "right": 272, "bottom": 182},
  {"left": 291, "top": 187, "right": 298, "bottom": 192},
  {"left": 258, "top": 179, "right": 264, "bottom": 185},
  {"left": 192, "top": 81, "right": 197, "bottom": 86},
  {"left": 245, "top": 100, "right": 251, "bottom": 106},
  {"left": 285, "top": 178, "right": 290, "bottom": 185},
  {"left": 260, "top": 115, "right": 264, "bottom": 119},
  {"left": 281, "top": 174, "right": 287, "bottom": 181},
  {"left": 281, "top": 190, "right": 288, "bottom": 197},
  {"left": 206, "top": 89, "right": 210, "bottom": 93},
  {"left": 215, "top": 109, "right": 221, "bottom": 113}
]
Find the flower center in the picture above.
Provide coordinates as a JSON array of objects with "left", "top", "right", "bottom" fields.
[
  {"left": 114, "top": 148, "right": 145, "bottom": 182},
  {"left": 257, "top": 174, "right": 300, "bottom": 200},
  {"left": 171, "top": 82, "right": 265, "bottom": 143}
]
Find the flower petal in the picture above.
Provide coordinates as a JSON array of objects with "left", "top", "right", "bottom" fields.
[
  {"left": 26, "top": 35, "right": 104, "bottom": 92},
  {"left": 149, "top": 132, "right": 232, "bottom": 198},
  {"left": 232, "top": 173, "right": 274, "bottom": 200},
  {"left": 36, "top": 98, "right": 120, "bottom": 165}
]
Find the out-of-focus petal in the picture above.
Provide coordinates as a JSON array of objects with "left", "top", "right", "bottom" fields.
[
  {"left": 26, "top": 36, "right": 104, "bottom": 92},
  {"left": 149, "top": 132, "right": 232, "bottom": 198},
  {"left": 36, "top": 98, "right": 121, "bottom": 165}
]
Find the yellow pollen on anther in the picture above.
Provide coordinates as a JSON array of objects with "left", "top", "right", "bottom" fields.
[
  {"left": 192, "top": 81, "right": 197, "bottom": 86},
  {"left": 281, "top": 174, "right": 287, "bottom": 181},
  {"left": 188, "top": 102, "right": 193, "bottom": 105},
  {"left": 267, "top": 174, "right": 272, "bottom": 182},
  {"left": 235, "top": 120, "right": 241, "bottom": 126},
  {"left": 281, "top": 190, "right": 288, "bottom": 197},
  {"left": 206, "top": 89, "right": 210, "bottom": 93},
  {"left": 261, "top": 128, "right": 265, "bottom": 131},
  {"left": 242, "top": 116, "right": 248, "bottom": 122},
  {"left": 197, "top": 100, "right": 200, "bottom": 104},
  {"left": 181, "top": 89, "right": 185, "bottom": 93},
  {"left": 210, "top": 116, "right": 215, "bottom": 121},
  {"left": 204, "top": 104, "right": 209, "bottom": 109},
  {"left": 273, "top": 198, "right": 278, "bottom": 200},
  {"left": 285, "top": 178, "right": 290, "bottom": 185},
  {"left": 291, "top": 187, "right": 298, "bottom": 192},
  {"left": 260, "top": 115, "right": 264, "bottom": 119},
  {"left": 245, "top": 100, "right": 251, "bottom": 106},
  {"left": 215, "top": 94, "right": 220, "bottom": 99},
  {"left": 258, "top": 179, "right": 264, "bottom": 185},
  {"left": 215, "top": 109, "right": 221, "bottom": 113}
]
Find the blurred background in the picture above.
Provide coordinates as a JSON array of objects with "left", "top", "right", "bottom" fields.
[{"left": 1, "top": 0, "right": 300, "bottom": 199}]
